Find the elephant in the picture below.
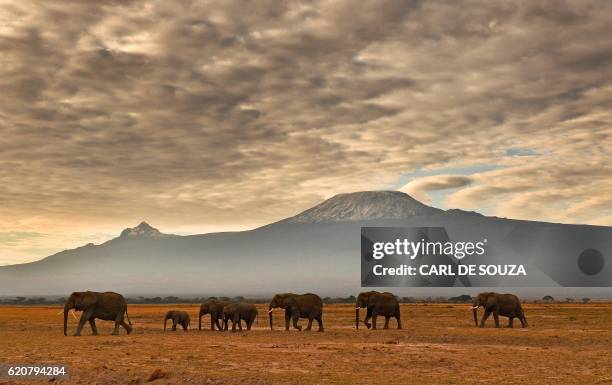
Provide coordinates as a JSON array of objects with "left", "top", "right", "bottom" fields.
[
  {"left": 164, "top": 310, "right": 190, "bottom": 331},
  {"left": 269, "top": 293, "right": 323, "bottom": 332},
  {"left": 355, "top": 291, "right": 402, "bottom": 330},
  {"left": 198, "top": 298, "right": 229, "bottom": 331},
  {"left": 472, "top": 292, "right": 528, "bottom": 328},
  {"left": 222, "top": 303, "right": 258, "bottom": 332},
  {"left": 63, "top": 291, "right": 132, "bottom": 336}
]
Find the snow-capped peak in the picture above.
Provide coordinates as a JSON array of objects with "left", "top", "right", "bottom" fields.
[
  {"left": 120, "top": 221, "right": 166, "bottom": 237},
  {"left": 281, "top": 191, "right": 444, "bottom": 223}
]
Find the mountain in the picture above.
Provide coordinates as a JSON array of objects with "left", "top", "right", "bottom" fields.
[
  {"left": 280, "top": 191, "right": 483, "bottom": 223},
  {"left": 119, "top": 222, "right": 172, "bottom": 238},
  {"left": 281, "top": 191, "right": 444, "bottom": 223},
  {"left": 0, "top": 191, "right": 610, "bottom": 297}
]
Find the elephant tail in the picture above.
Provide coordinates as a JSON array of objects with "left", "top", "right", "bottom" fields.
[{"left": 125, "top": 309, "right": 132, "bottom": 326}]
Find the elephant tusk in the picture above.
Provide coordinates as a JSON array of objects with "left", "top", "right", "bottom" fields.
[
  {"left": 471, "top": 306, "right": 479, "bottom": 309},
  {"left": 355, "top": 307, "right": 360, "bottom": 309},
  {"left": 71, "top": 310, "right": 78, "bottom": 320},
  {"left": 268, "top": 309, "right": 273, "bottom": 314},
  {"left": 56, "top": 309, "right": 64, "bottom": 315}
]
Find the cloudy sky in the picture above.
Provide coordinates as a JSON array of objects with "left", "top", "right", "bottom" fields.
[{"left": 1, "top": 0, "right": 611, "bottom": 264}]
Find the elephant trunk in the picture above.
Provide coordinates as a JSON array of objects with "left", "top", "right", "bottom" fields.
[
  {"left": 355, "top": 306, "right": 360, "bottom": 329},
  {"left": 472, "top": 302, "right": 479, "bottom": 326},
  {"left": 268, "top": 306, "right": 273, "bottom": 330},
  {"left": 63, "top": 305, "right": 69, "bottom": 336}
]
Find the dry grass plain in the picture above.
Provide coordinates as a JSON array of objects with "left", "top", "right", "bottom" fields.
[{"left": 1, "top": 303, "right": 611, "bottom": 385}]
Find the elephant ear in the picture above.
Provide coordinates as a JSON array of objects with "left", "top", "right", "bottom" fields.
[
  {"left": 367, "top": 294, "right": 378, "bottom": 308},
  {"left": 78, "top": 292, "right": 97, "bottom": 309},
  {"left": 476, "top": 294, "right": 484, "bottom": 305},
  {"left": 284, "top": 296, "right": 297, "bottom": 309},
  {"left": 356, "top": 293, "right": 365, "bottom": 307},
  {"left": 485, "top": 293, "right": 496, "bottom": 307}
]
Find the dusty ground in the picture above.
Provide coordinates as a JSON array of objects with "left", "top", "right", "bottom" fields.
[{"left": 1, "top": 303, "right": 611, "bottom": 384}]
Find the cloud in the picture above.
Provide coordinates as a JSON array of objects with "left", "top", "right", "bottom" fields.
[
  {"left": 400, "top": 175, "right": 472, "bottom": 204},
  {"left": 0, "top": 0, "right": 611, "bottom": 263},
  {"left": 0, "top": 232, "right": 44, "bottom": 246},
  {"left": 446, "top": 153, "right": 612, "bottom": 223}
]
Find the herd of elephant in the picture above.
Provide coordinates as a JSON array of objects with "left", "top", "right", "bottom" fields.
[{"left": 62, "top": 290, "right": 528, "bottom": 336}]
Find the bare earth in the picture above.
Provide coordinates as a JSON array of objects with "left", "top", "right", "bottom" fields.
[{"left": 1, "top": 304, "right": 611, "bottom": 385}]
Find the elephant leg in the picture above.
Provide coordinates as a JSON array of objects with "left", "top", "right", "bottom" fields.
[
  {"left": 493, "top": 311, "right": 500, "bottom": 328},
  {"left": 247, "top": 318, "right": 253, "bottom": 331},
  {"left": 229, "top": 315, "right": 235, "bottom": 332},
  {"left": 113, "top": 311, "right": 129, "bottom": 335},
  {"left": 172, "top": 319, "right": 178, "bottom": 331},
  {"left": 182, "top": 321, "right": 188, "bottom": 331},
  {"left": 112, "top": 316, "right": 122, "bottom": 335},
  {"left": 291, "top": 310, "right": 302, "bottom": 331},
  {"left": 284, "top": 309, "right": 291, "bottom": 331},
  {"left": 479, "top": 309, "right": 491, "bottom": 328},
  {"left": 395, "top": 312, "right": 402, "bottom": 329},
  {"left": 210, "top": 317, "right": 215, "bottom": 331},
  {"left": 316, "top": 315, "right": 324, "bottom": 332},
  {"left": 364, "top": 308, "right": 372, "bottom": 329},
  {"left": 74, "top": 310, "right": 90, "bottom": 336},
  {"left": 121, "top": 320, "right": 132, "bottom": 334},
  {"left": 508, "top": 317, "right": 514, "bottom": 328},
  {"left": 305, "top": 316, "right": 313, "bottom": 331},
  {"left": 383, "top": 316, "right": 390, "bottom": 329},
  {"left": 215, "top": 316, "right": 223, "bottom": 331},
  {"left": 371, "top": 311, "right": 379, "bottom": 330},
  {"left": 88, "top": 318, "right": 98, "bottom": 336}
]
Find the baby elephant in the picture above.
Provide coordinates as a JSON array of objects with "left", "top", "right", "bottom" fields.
[
  {"left": 222, "top": 303, "right": 258, "bottom": 332},
  {"left": 164, "top": 310, "right": 190, "bottom": 332}
]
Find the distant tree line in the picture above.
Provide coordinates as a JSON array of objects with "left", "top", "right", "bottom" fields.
[
  {"left": 531, "top": 296, "right": 591, "bottom": 304},
  {"left": 0, "top": 295, "right": 599, "bottom": 305},
  {"left": 0, "top": 296, "right": 60, "bottom": 305}
]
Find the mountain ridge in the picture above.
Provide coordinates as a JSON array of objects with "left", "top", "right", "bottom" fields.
[{"left": 0, "top": 190, "right": 610, "bottom": 296}]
